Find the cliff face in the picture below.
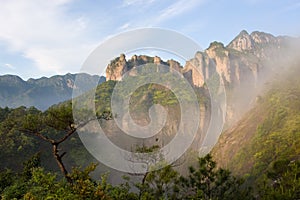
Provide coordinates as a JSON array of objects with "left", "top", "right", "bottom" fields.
[
  {"left": 106, "top": 31, "right": 288, "bottom": 89},
  {"left": 186, "top": 30, "right": 287, "bottom": 88},
  {"left": 106, "top": 54, "right": 182, "bottom": 81},
  {"left": 182, "top": 30, "right": 292, "bottom": 124},
  {"left": 105, "top": 30, "right": 292, "bottom": 126}
]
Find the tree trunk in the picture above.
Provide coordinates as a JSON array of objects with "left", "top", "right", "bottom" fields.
[{"left": 52, "top": 143, "right": 72, "bottom": 183}]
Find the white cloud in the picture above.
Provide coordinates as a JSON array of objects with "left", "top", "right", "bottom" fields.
[
  {"left": 119, "top": 23, "right": 131, "bottom": 31},
  {"left": 123, "top": 0, "right": 156, "bottom": 6},
  {"left": 154, "top": 0, "right": 206, "bottom": 24},
  {"left": 117, "top": 0, "right": 207, "bottom": 32},
  {"left": 0, "top": 0, "right": 96, "bottom": 76},
  {"left": 3, "top": 63, "right": 15, "bottom": 69},
  {"left": 0, "top": 0, "right": 206, "bottom": 78}
]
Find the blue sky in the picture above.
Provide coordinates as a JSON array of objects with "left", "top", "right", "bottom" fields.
[{"left": 0, "top": 0, "right": 299, "bottom": 80}]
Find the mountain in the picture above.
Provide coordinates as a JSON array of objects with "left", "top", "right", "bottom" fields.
[
  {"left": 0, "top": 30, "right": 299, "bottom": 190},
  {"left": 103, "top": 30, "right": 300, "bottom": 174},
  {"left": 1, "top": 29, "right": 298, "bottom": 162},
  {"left": 106, "top": 30, "right": 292, "bottom": 87},
  {"left": 0, "top": 73, "right": 105, "bottom": 110},
  {"left": 105, "top": 31, "right": 296, "bottom": 126}
]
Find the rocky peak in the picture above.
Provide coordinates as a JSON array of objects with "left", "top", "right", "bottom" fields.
[
  {"left": 106, "top": 55, "right": 183, "bottom": 81},
  {"left": 227, "top": 30, "right": 282, "bottom": 54},
  {"left": 208, "top": 41, "right": 225, "bottom": 49},
  {"left": 227, "top": 30, "right": 254, "bottom": 52},
  {"left": 105, "top": 54, "right": 127, "bottom": 81},
  {"left": 153, "top": 56, "right": 162, "bottom": 65},
  {"left": 105, "top": 30, "right": 289, "bottom": 89},
  {"left": 131, "top": 55, "right": 137, "bottom": 61},
  {"left": 167, "top": 59, "right": 181, "bottom": 72},
  {"left": 119, "top": 53, "right": 126, "bottom": 61},
  {"left": 250, "top": 31, "right": 278, "bottom": 45},
  {"left": 206, "top": 42, "right": 229, "bottom": 58}
]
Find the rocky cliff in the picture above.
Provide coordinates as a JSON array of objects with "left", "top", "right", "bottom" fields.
[
  {"left": 106, "top": 54, "right": 182, "bottom": 81},
  {"left": 106, "top": 30, "right": 289, "bottom": 89},
  {"left": 105, "top": 30, "right": 293, "bottom": 125},
  {"left": 185, "top": 30, "right": 289, "bottom": 88}
]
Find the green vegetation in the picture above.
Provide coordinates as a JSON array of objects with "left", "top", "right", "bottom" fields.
[
  {"left": 1, "top": 63, "right": 300, "bottom": 198},
  {"left": 0, "top": 153, "right": 253, "bottom": 200},
  {"left": 226, "top": 70, "right": 300, "bottom": 178},
  {"left": 94, "top": 71, "right": 208, "bottom": 119},
  {"left": 0, "top": 105, "right": 95, "bottom": 173},
  {"left": 0, "top": 101, "right": 298, "bottom": 199},
  {"left": 212, "top": 65, "right": 300, "bottom": 198},
  {"left": 208, "top": 41, "right": 227, "bottom": 58}
]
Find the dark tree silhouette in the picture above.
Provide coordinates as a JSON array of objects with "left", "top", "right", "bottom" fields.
[{"left": 20, "top": 103, "right": 96, "bottom": 183}]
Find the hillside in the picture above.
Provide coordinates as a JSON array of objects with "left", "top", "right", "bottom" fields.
[{"left": 212, "top": 62, "right": 300, "bottom": 181}]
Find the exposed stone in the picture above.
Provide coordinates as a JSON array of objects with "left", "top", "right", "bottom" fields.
[
  {"left": 183, "top": 60, "right": 204, "bottom": 87},
  {"left": 106, "top": 31, "right": 289, "bottom": 92},
  {"left": 119, "top": 53, "right": 126, "bottom": 61},
  {"left": 106, "top": 55, "right": 184, "bottom": 81},
  {"left": 66, "top": 79, "right": 75, "bottom": 88},
  {"left": 131, "top": 54, "right": 137, "bottom": 61},
  {"left": 167, "top": 59, "right": 182, "bottom": 73},
  {"left": 227, "top": 30, "right": 254, "bottom": 51},
  {"left": 154, "top": 56, "right": 162, "bottom": 65},
  {"left": 250, "top": 31, "right": 278, "bottom": 44},
  {"left": 105, "top": 54, "right": 128, "bottom": 81}
]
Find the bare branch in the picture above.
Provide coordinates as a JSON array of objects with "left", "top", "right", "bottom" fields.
[
  {"left": 56, "top": 128, "right": 77, "bottom": 145},
  {"left": 61, "top": 152, "right": 67, "bottom": 158},
  {"left": 22, "top": 129, "right": 55, "bottom": 144}
]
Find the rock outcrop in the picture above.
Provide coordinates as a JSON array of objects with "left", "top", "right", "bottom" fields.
[
  {"left": 106, "top": 54, "right": 182, "bottom": 81},
  {"left": 105, "top": 30, "right": 293, "bottom": 127},
  {"left": 106, "top": 31, "right": 288, "bottom": 90},
  {"left": 184, "top": 30, "right": 290, "bottom": 89}
]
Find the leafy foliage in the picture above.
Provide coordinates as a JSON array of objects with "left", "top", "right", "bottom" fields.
[
  {"left": 258, "top": 160, "right": 300, "bottom": 199},
  {"left": 0, "top": 154, "right": 255, "bottom": 200},
  {"left": 0, "top": 105, "right": 94, "bottom": 173},
  {"left": 176, "top": 154, "right": 252, "bottom": 200}
]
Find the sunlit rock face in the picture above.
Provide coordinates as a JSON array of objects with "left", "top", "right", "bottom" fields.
[
  {"left": 106, "top": 54, "right": 182, "bottom": 81},
  {"left": 105, "top": 31, "right": 293, "bottom": 126}
]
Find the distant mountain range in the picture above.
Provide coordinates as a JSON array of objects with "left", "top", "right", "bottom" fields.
[{"left": 0, "top": 73, "right": 105, "bottom": 110}]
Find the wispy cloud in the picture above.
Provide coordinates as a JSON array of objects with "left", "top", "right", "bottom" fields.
[
  {"left": 1, "top": 63, "right": 15, "bottom": 70},
  {"left": 116, "top": 0, "right": 207, "bottom": 32},
  {"left": 0, "top": 0, "right": 96, "bottom": 75},
  {"left": 122, "top": 0, "right": 156, "bottom": 6},
  {"left": 154, "top": 0, "right": 206, "bottom": 24},
  {"left": 3, "top": 63, "right": 15, "bottom": 70},
  {"left": 118, "top": 23, "right": 131, "bottom": 31}
]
